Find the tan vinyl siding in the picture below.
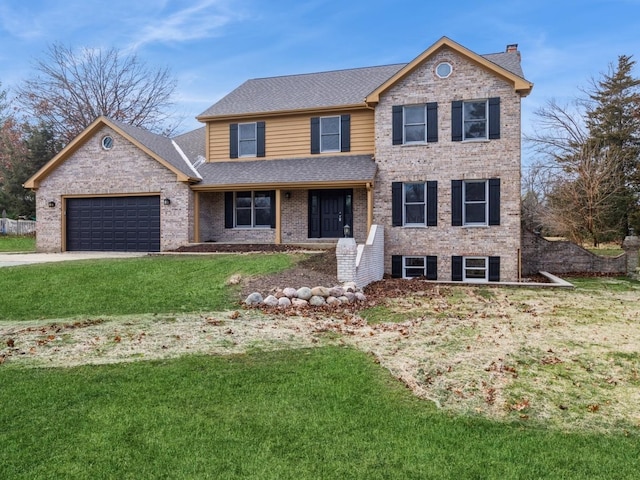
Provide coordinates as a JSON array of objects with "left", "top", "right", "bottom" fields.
[{"left": 206, "top": 109, "right": 374, "bottom": 161}]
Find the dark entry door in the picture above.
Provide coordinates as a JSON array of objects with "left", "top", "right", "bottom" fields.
[
  {"left": 309, "top": 189, "right": 353, "bottom": 238},
  {"left": 66, "top": 196, "right": 160, "bottom": 252}
]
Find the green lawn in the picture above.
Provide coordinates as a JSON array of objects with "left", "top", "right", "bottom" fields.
[
  {"left": 0, "top": 235, "right": 36, "bottom": 252},
  {"left": 0, "top": 254, "right": 295, "bottom": 320},
  {"left": 1, "top": 347, "right": 638, "bottom": 480}
]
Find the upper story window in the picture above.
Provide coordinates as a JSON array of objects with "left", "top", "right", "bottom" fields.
[
  {"left": 463, "top": 101, "right": 487, "bottom": 140},
  {"left": 403, "top": 183, "right": 426, "bottom": 225},
  {"left": 451, "top": 97, "right": 500, "bottom": 142},
  {"left": 451, "top": 178, "right": 500, "bottom": 227},
  {"left": 403, "top": 105, "right": 426, "bottom": 144},
  {"left": 392, "top": 103, "right": 438, "bottom": 145},
  {"left": 229, "top": 122, "right": 265, "bottom": 159},
  {"left": 320, "top": 116, "right": 341, "bottom": 152},
  {"left": 238, "top": 123, "right": 257, "bottom": 157},
  {"left": 311, "top": 115, "right": 350, "bottom": 154}
]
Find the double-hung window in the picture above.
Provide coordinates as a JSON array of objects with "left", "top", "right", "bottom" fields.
[
  {"left": 391, "top": 255, "right": 437, "bottom": 280},
  {"left": 451, "top": 178, "right": 500, "bottom": 227},
  {"left": 392, "top": 181, "right": 437, "bottom": 227},
  {"left": 320, "top": 116, "right": 340, "bottom": 152},
  {"left": 403, "top": 105, "right": 426, "bottom": 144},
  {"left": 463, "top": 180, "right": 488, "bottom": 225},
  {"left": 234, "top": 191, "right": 272, "bottom": 228},
  {"left": 463, "top": 257, "right": 488, "bottom": 282},
  {"left": 463, "top": 101, "right": 487, "bottom": 140},
  {"left": 238, "top": 123, "right": 257, "bottom": 157}
]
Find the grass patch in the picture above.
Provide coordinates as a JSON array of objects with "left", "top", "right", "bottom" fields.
[
  {"left": 0, "top": 254, "right": 295, "bottom": 320},
  {"left": 1, "top": 347, "right": 638, "bottom": 479},
  {"left": 0, "top": 235, "right": 35, "bottom": 252}
]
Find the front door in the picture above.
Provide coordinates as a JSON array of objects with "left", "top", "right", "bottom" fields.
[{"left": 309, "top": 189, "right": 353, "bottom": 238}]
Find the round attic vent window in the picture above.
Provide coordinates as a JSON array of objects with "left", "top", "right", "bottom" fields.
[
  {"left": 101, "top": 135, "right": 114, "bottom": 150},
  {"left": 435, "top": 62, "right": 452, "bottom": 79}
]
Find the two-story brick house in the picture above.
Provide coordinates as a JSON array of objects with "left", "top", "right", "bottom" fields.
[{"left": 25, "top": 37, "right": 532, "bottom": 282}]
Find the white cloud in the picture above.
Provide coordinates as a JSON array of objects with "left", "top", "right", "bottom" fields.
[{"left": 129, "top": 0, "right": 241, "bottom": 50}]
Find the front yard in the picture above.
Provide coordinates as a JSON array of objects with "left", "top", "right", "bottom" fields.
[{"left": 1, "top": 251, "right": 640, "bottom": 478}]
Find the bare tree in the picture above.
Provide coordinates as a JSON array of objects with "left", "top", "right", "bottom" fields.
[{"left": 17, "top": 44, "right": 179, "bottom": 144}]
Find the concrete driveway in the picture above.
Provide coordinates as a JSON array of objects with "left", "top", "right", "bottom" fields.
[{"left": 0, "top": 252, "right": 148, "bottom": 268}]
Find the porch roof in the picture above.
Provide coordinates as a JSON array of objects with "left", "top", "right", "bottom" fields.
[{"left": 192, "top": 155, "right": 377, "bottom": 191}]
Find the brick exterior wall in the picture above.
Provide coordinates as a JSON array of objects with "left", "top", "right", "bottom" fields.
[
  {"left": 35, "top": 126, "right": 193, "bottom": 252},
  {"left": 198, "top": 187, "right": 368, "bottom": 244},
  {"left": 373, "top": 47, "right": 523, "bottom": 282}
]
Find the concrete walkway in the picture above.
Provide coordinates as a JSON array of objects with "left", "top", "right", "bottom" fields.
[{"left": 0, "top": 252, "right": 148, "bottom": 268}]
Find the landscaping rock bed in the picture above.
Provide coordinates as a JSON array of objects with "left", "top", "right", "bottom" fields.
[{"left": 244, "top": 283, "right": 367, "bottom": 309}]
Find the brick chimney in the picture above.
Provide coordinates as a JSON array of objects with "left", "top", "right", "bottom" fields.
[{"left": 506, "top": 44, "right": 518, "bottom": 53}]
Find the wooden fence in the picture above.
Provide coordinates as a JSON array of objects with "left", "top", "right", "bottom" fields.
[{"left": 0, "top": 218, "right": 36, "bottom": 236}]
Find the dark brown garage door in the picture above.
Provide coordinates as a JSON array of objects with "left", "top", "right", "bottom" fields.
[{"left": 66, "top": 196, "right": 160, "bottom": 252}]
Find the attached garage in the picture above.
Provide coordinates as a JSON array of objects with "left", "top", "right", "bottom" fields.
[{"left": 66, "top": 196, "right": 161, "bottom": 252}]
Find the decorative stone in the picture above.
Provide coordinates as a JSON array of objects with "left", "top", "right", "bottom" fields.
[
  {"left": 278, "top": 297, "right": 292, "bottom": 307},
  {"left": 343, "top": 282, "right": 357, "bottom": 293},
  {"left": 344, "top": 292, "right": 356, "bottom": 303},
  {"left": 329, "top": 286, "right": 345, "bottom": 297},
  {"left": 283, "top": 287, "right": 298, "bottom": 298},
  {"left": 326, "top": 296, "right": 342, "bottom": 306},
  {"left": 245, "top": 292, "right": 263, "bottom": 306},
  {"left": 338, "top": 295, "right": 351, "bottom": 304},
  {"left": 309, "top": 295, "right": 326, "bottom": 306},
  {"left": 292, "top": 298, "right": 308, "bottom": 307},
  {"left": 263, "top": 295, "right": 279, "bottom": 307},
  {"left": 355, "top": 292, "right": 367, "bottom": 302},
  {"left": 296, "top": 287, "right": 312, "bottom": 300},
  {"left": 311, "top": 286, "right": 331, "bottom": 297}
]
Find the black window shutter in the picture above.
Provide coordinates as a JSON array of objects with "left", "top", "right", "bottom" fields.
[
  {"left": 229, "top": 124, "right": 238, "bottom": 158},
  {"left": 451, "top": 101, "right": 463, "bottom": 142},
  {"left": 488, "top": 256, "right": 500, "bottom": 282},
  {"left": 392, "top": 106, "right": 403, "bottom": 145},
  {"left": 426, "top": 102, "right": 438, "bottom": 143},
  {"left": 426, "top": 255, "right": 437, "bottom": 280},
  {"left": 340, "top": 114, "right": 351, "bottom": 152},
  {"left": 391, "top": 182, "right": 403, "bottom": 226},
  {"left": 391, "top": 255, "right": 403, "bottom": 278},
  {"left": 269, "top": 191, "right": 276, "bottom": 228},
  {"left": 224, "top": 192, "right": 234, "bottom": 228},
  {"left": 426, "top": 181, "right": 438, "bottom": 226},
  {"left": 452, "top": 256, "right": 463, "bottom": 281},
  {"left": 488, "top": 97, "right": 500, "bottom": 139},
  {"left": 451, "top": 180, "right": 463, "bottom": 226},
  {"left": 256, "top": 121, "right": 266, "bottom": 157},
  {"left": 310, "top": 117, "right": 320, "bottom": 154},
  {"left": 488, "top": 178, "right": 501, "bottom": 226}
]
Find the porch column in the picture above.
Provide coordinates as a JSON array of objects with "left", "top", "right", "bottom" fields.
[
  {"left": 275, "top": 189, "right": 282, "bottom": 244},
  {"left": 193, "top": 191, "right": 200, "bottom": 243},
  {"left": 367, "top": 183, "right": 374, "bottom": 234}
]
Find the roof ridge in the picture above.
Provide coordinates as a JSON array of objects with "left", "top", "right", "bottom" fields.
[{"left": 246, "top": 62, "right": 407, "bottom": 81}]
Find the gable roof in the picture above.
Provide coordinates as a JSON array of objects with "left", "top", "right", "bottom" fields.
[
  {"left": 197, "top": 64, "right": 405, "bottom": 120},
  {"left": 366, "top": 36, "right": 533, "bottom": 104},
  {"left": 24, "top": 117, "right": 202, "bottom": 189},
  {"left": 198, "top": 37, "right": 532, "bottom": 120}
]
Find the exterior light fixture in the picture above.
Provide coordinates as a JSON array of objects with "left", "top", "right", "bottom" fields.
[
  {"left": 48, "top": 201, "right": 56, "bottom": 208},
  {"left": 163, "top": 198, "right": 171, "bottom": 206},
  {"left": 343, "top": 224, "right": 351, "bottom": 238},
  {"left": 285, "top": 192, "right": 291, "bottom": 199}
]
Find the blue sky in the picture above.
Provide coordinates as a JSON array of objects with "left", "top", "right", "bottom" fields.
[{"left": 1, "top": 0, "right": 639, "bottom": 149}]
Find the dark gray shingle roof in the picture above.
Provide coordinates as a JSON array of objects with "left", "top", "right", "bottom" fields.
[
  {"left": 173, "top": 127, "right": 206, "bottom": 164},
  {"left": 107, "top": 118, "right": 201, "bottom": 179},
  {"left": 198, "top": 64, "right": 405, "bottom": 117},
  {"left": 196, "top": 155, "right": 376, "bottom": 187},
  {"left": 198, "top": 49, "right": 527, "bottom": 118}
]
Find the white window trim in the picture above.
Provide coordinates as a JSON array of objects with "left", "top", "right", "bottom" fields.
[
  {"left": 403, "top": 256, "right": 427, "bottom": 279},
  {"left": 238, "top": 122, "right": 257, "bottom": 157},
  {"left": 462, "top": 180, "right": 488, "bottom": 226},
  {"left": 320, "top": 116, "right": 341, "bottom": 153},
  {"left": 462, "top": 99, "right": 488, "bottom": 141},
  {"left": 403, "top": 105, "right": 427, "bottom": 144},
  {"left": 234, "top": 191, "right": 271, "bottom": 228},
  {"left": 403, "top": 182, "right": 426, "bottom": 226},
  {"left": 463, "top": 256, "right": 488, "bottom": 283}
]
